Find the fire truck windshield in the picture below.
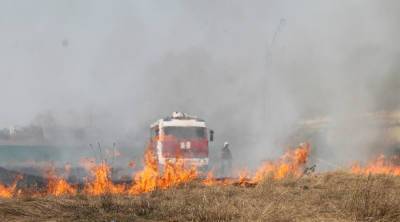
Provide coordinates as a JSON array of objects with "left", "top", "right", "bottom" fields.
[{"left": 163, "top": 127, "right": 206, "bottom": 139}]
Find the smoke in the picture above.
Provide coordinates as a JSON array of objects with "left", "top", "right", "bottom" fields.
[{"left": 0, "top": 0, "right": 400, "bottom": 168}]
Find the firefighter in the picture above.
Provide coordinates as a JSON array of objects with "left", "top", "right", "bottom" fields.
[{"left": 220, "top": 141, "right": 232, "bottom": 177}]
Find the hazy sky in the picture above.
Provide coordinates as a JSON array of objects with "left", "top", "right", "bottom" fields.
[{"left": 1, "top": 1, "right": 399, "bottom": 166}]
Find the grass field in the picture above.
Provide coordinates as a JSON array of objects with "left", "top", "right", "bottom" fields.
[{"left": 1, "top": 172, "right": 400, "bottom": 222}]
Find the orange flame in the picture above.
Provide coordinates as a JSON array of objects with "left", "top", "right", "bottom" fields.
[
  {"left": 203, "top": 143, "right": 311, "bottom": 186},
  {"left": 128, "top": 148, "right": 158, "bottom": 194},
  {"left": 2, "top": 142, "right": 313, "bottom": 198},
  {"left": 45, "top": 166, "right": 77, "bottom": 196},
  {"left": 202, "top": 170, "right": 233, "bottom": 186},
  {"left": 0, "top": 175, "right": 22, "bottom": 198},
  {"left": 238, "top": 170, "right": 250, "bottom": 183},
  {"left": 129, "top": 145, "right": 198, "bottom": 194},
  {"left": 202, "top": 171, "right": 216, "bottom": 186},
  {"left": 351, "top": 154, "right": 400, "bottom": 176},
  {"left": 252, "top": 143, "right": 310, "bottom": 182},
  {"left": 0, "top": 184, "right": 14, "bottom": 198},
  {"left": 159, "top": 159, "right": 197, "bottom": 188},
  {"left": 84, "top": 163, "right": 125, "bottom": 196},
  {"left": 47, "top": 178, "right": 77, "bottom": 196}
]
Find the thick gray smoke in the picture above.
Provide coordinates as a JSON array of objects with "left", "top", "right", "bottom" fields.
[{"left": 0, "top": 1, "right": 399, "bottom": 169}]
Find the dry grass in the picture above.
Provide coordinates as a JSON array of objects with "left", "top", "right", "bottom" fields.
[{"left": 1, "top": 172, "right": 400, "bottom": 222}]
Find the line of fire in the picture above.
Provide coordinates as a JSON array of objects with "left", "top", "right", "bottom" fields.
[{"left": 1, "top": 111, "right": 400, "bottom": 198}]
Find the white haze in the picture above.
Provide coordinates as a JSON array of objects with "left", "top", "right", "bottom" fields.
[{"left": 0, "top": 0, "right": 399, "bottom": 168}]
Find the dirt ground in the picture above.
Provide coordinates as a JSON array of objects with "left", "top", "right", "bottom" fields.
[{"left": 1, "top": 172, "right": 400, "bottom": 222}]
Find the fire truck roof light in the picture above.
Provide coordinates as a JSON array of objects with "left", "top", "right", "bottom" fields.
[{"left": 163, "top": 112, "right": 204, "bottom": 122}]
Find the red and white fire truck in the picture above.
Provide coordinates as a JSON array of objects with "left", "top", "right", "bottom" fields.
[{"left": 149, "top": 112, "right": 213, "bottom": 171}]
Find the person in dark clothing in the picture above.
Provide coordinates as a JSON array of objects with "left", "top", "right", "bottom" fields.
[{"left": 220, "top": 141, "right": 232, "bottom": 177}]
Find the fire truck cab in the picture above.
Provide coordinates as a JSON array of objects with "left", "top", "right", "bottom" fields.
[{"left": 150, "top": 112, "right": 213, "bottom": 171}]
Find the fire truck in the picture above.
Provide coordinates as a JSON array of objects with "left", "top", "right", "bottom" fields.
[{"left": 149, "top": 112, "right": 213, "bottom": 171}]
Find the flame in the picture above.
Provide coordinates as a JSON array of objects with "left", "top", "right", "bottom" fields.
[
  {"left": 129, "top": 145, "right": 198, "bottom": 194},
  {"left": 252, "top": 143, "right": 310, "bottom": 182},
  {"left": 45, "top": 166, "right": 77, "bottom": 196},
  {"left": 351, "top": 154, "right": 400, "bottom": 176},
  {"left": 202, "top": 171, "right": 216, "bottom": 186},
  {"left": 84, "top": 162, "right": 125, "bottom": 196},
  {"left": 1, "top": 142, "right": 313, "bottom": 198},
  {"left": 159, "top": 159, "right": 197, "bottom": 188},
  {"left": 80, "top": 158, "right": 126, "bottom": 195},
  {"left": 0, "top": 184, "right": 14, "bottom": 198},
  {"left": 128, "top": 148, "right": 158, "bottom": 194},
  {"left": 238, "top": 170, "right": 250, "bottom": 183},
  {"left": 202, "top": 143, "right": 311, "bottom": 186},
  {"left": 47, "top": 178, "right": 76, "bottom": 196},
  {"left": 0, "top": 175, "right": 22, "bottom": 198},
  {"left": 202, "top": 170, "right": 233, "bottom": 186}
]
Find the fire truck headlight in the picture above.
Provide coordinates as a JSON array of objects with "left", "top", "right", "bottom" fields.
[
  {"left": 180, "top": 142, "right": 185, "bottom": 149},
  {"left": 186, "top": 141, "right": 191, "bottom": 149}
]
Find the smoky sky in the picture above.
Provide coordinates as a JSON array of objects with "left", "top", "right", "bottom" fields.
[{"left": 1, "top": 1, "right": 400, "bottom": 167}]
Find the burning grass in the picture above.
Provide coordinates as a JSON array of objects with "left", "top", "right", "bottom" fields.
[
  {"left": 351, "top": 154, "right": 400, "bottom": 176},
  {"left": 0, "top": 143, "right": 312, "bottom": 198},
  {"left": 203, "top": 143, "right": 311, "bottom": 186},
  {"left": 1, "top": 172, "right": 400, "bottom": 221},
  {"left": 0, "top": 176, "right": 21, "bottom": 199},
  {"left": 2, "top": 143, "right": 400, "bottom": 221}
]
